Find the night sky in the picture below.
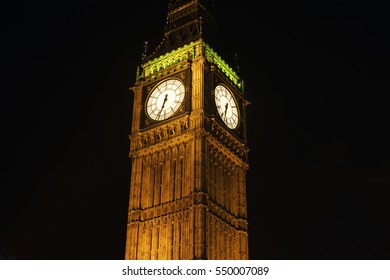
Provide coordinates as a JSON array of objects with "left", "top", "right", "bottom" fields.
[{"left": 1, "top": 1, "right": 389, "bottom": 260}]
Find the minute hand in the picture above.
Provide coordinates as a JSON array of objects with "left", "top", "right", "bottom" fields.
[
  {"left": 224, "top": 102, "right": 229, "bottom": 120},
  {"left": 157, "top": 94, "right": 168, "bottom": 120}
]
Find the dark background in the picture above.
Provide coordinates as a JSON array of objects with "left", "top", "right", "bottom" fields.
[{"left": 1, "top": 1, "right": 389, "bottom": 260}]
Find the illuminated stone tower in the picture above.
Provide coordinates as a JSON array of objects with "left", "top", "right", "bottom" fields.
[{"left": 125, "top": 0, "right": 250, "bottom": 260}]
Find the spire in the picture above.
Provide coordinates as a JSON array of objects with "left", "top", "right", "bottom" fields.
[{"left": 144, "top": 0, "right": 218, "bottom": 62}]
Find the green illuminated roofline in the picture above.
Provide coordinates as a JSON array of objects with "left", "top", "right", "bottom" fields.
[{"left": 138, "top": 39, "right": 243, "bottom": 91}]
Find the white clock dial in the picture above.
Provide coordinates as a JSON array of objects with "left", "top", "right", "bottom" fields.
[
  {"left": 214, "top": 84, "right": 240, "bottom": 129},
  {"left": 146, "top": 79, "right": 185, "bottom": 121}
]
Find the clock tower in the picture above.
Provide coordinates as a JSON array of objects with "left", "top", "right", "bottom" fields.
[{"left": 125, "top": 0, "right": 250, "bottom": 260}]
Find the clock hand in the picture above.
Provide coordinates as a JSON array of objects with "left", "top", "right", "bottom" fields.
[
  {"left": 157, "top": 94, "right": 168, "bottom": 120},
  {"left": 224, "top": 102, "right": 229, "bottom": 121}
]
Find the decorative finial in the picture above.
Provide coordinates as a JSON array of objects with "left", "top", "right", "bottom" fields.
[
  {"left": 199, "top": 16, "right": 203, "bottom": 36},
  {"left": 135, "top": 66, "right": 140, "bottom": 82},
  {"left": 234, "top": 53, "right": 240, "bottom": 74},
  {"left": 142, "top": 41, "right": 149, "bottom": 60}
]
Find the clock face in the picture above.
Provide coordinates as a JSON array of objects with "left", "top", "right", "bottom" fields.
[
  {"left": 146, "top": 79, "right": 185, "bottom": 121},
  {"left": 214, "top": 84, "right": 240, "bottom": 129}
]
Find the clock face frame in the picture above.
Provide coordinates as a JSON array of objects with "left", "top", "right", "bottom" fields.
[
  {"left": 145, "top": 78, "right": 185, "bottom": 121},
  {"left": 214, "top": 84, "right": 240, "bottom": 129}
]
